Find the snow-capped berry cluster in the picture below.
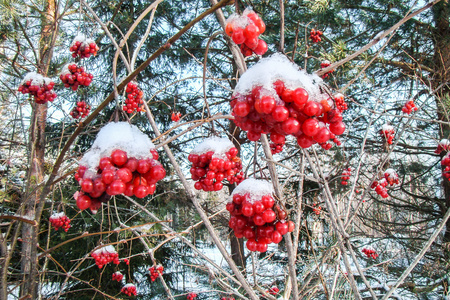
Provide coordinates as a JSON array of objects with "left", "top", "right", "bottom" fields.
[
  {"left": 341, "top": 168, "right": 351, "bottom": 185},
  {"left": 384, "top": 168, "right": 399, "bottom": 186},
  {"left": 227, "top": 179, "right": 294, "bottom": 253},
  {"left": 18, "top": 72, "right": 57, "bottom": 104},
  {"left": 320, "top": 60, "right": 334, "bottom": 79},
  {"left": 149, "top": 265, "right": 164, "bottom": 282},
  {"left": 312, "top": 203, "right": 322, "bottom": 215},
  {"left": 402, "top": 100, "right": 418, "bottom": 114},
  {"left": 121, "top": 283, "right": 137, "bottom": 297},
  {"left": 189, "top": 137, "right": 244, "bottom": 192},
  {"left": 225, "top": 8, "right": 267, "bottom": 57},
  {"left": 371, "top": 179, "right": 389, "bottom": 198},
  {"left": 49, "top": 212, "right": 71, "bottom": 232},
  {"left": 70, "top": 35, "right": 99, "bottom": 59},
  {"left": 310, "top": 29, "right": 323, "bottom": 43},
  {"left": 435, "top": 139, "right": 450, "bottom": 154},
  {"left": 112, "top": 271, "right": 124, "bottom": 282},
  {"left": 380, "top": 124, "right": 395, "bottom": 145},
  {"left": 268, "top": 286, "right": 280, "bottom": 295},
  {"left": 70, "top": 101, "right": 90, "bottom": 119},
  {"left": 362, "top": 248, "right": 378, "bottom": 259},
  {"left": 334, "top": 93, "right": 347, "bottom": 111},
  {"left": 221, "top": 297, "right": 235, "bottom": 300},
  {"left": 91, "top": 245, "right": 120, "bottom": 269},
  {"left": 187, "top": 292, "right": 198, "bottom": 300},
  {"left": 60, "top": 64, "right": 93, "bottom": 91},
  {"left": 123, "top": 82, "right": 144, "bottom": 114},
  {"left": 231, "top": 54, "right": 345, "bottom": 151},
  {"left": 74, "top": 123, "right": 165, "bottom": 214},
  {"left": 171, "top": 112, "right": 181, "bottom": 122}
]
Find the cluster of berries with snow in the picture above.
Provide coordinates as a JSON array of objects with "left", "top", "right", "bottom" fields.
[
  {"left": 310, "top": 29, "right": 323, "bottom": 43},
  {"left": 121, "top": 283, "right": 137, "bottom": 297},
  {"left": 334, "top": 93, "right": 348, "bottom": 112},
  {"left": 362, "top": 248, "right": 378, "bottom": 259},
  {"left": 18, "top": 72, "right": 57, "bottom": 104},
  {"left": 70, "top": 35, "right": 99, "bottom": 59},
  {"left": 230, "top": 54, "right": 345, "bottom": 151},
  {"left": 268, "top": 286, "right": 280, "bottom": 295},
  {"left": 441, "top": 153, "right": 450, "bottom": 181},
  {"left": 380, "top": 124, "right": 395, "bottom": 145},
  {"left": 225, "top": 8, "right": 268, "bottom": 57},
  {"left": 123, "top": 82, "right": 144, "bottom": 114},
  {"left": 189, "top": 137, "right": 244, "bottom": 192},
  {"left": 74, "top": 123, "right": 166, "bottom": 213},
  {"left": 371, "top": 169, "right": 399, "bottom": 198},
  {"left": 60, "top": 64, "right": 93, "bottom": 91},
  {"left": 312, "top": 203, "right": 322, "bottom": 215},
  {"left": 227, "top": 179, "right": 294, "bottom": 252},
  {"left": 320, "top": 60, "right": 334, "bottom": 79},
  {"left": 402, "top": 100, "right": 418, "bottom": 114},
  {"left": 435, "top": 139, "right": 450, "bottom": 154},
  {"left": 112, "top": 271, "right": 124, "bottom": 282},
  {"left": 341, "top": 168, "right": 351, "bottom": 185},
  {"left": 149, "top": 265, "right": 164, "bottom": 282},
  {"left": 49, "top": 212, "right": 71, "bottom": 232},
  {"left": 171, "top": 112, "right": 181, "bottom": 122},
  {"left": 221, "top": 297, "right": 235, "bottom": 300},
  {"left": 70, "top": 101, "right": 90, "bottom": 119},
  {"left": 91, "top": 245, "right": 120, "bottom": 269},
  {"left": 186, "top": 292, "right": 198, "bottom": 300}
]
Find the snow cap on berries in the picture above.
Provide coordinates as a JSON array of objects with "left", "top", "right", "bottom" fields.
[
  {"left": 230, "top": 178, "right": 274, "bottom": 203},
  {"left": 49, "top": 212, "right": 66, "bottom": 220},
  {"left": 21, "top": 72, "right": 53, "bottom": 86},
  {"left": 93, "top": 245, "right": 117, "bottom": 255},
  {"left": 233, "top": 53, "right": 325, "bottom": 102},
  {"left": 381, "top": 124, "right": 394, "bottom": 132},
  {"left": 191, "top": 137, "right": 234, "bottom": 157},
  {"left": 79, "top": 122, "right": 155, "bottom": 178},
  {"left": 384, "top": 168, "right": 396, "bottom": 178}
]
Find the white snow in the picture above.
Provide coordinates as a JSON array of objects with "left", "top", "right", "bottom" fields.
[
  {"left": 230, "top": 178, "right": 274, "bottom": 203},
  {"left": 384, "top": 168, "right": 397, "bottom": 178},
  {"left": 72, "top": 34, "right": 95, "bottom": 47},
  {"left": 225, "top": 10, "right": 250, "bottom": 29},
  {"left": 49, "top": 212, "right": 65, "bottom": 219},
  {"left": 59, "top": 64, "right": 71, "bottom": 76},
  {"left": 381, "top": 124, "right": 394, "bottom": 132},
  {"left": 79, "top": 122, "right": 155, "bottom": 178},
  {"left": 191, "top": 137, "right": 234, "bottom": 158},
  {"left": 21, "top": 72, "right": 53, "bottom": 86},
  {"left": 233, "top": 53, "right": 326, "bottom": 103},
  {"left": 114, "top": 271, "right": 122, "bottom": 276},
  {"left": 439, "top": 139, "right": 450, "bottom": 147},
  {"left": 93, "top": 245, "right": 117, "bottom": 255},
  {"left": 123, "top": 283, "right": 136, "bottom": 288}
]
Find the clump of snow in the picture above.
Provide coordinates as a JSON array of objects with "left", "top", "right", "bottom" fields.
[
  {"left": 439, "top": 139, "right": 450, "bottom": 147},
  {"left": 384, "top": 168, "right": 396, "bottom": 177},
  {"left": 21, "top": 72, "right": 53, "bottom": 86},
  {"left": 225, "top": 8, "right": 252, "bottom": 28},
  {"left": 79, "top": 122, "right": 155, "bottom": 178},
  {"left": 234, "top": 53, "right": 325, "bottom": 102},
  {"left": 59, "top": 64, "right": 71, "bottom": 76},
  {"left": 93, "top": 245, "right": 117, "bottom": 255},
  {"left": 381, "top": 124, "right": 394, "bottom": 132},
  {"left": 72, "top": 34, "right": 86, "bottom": 44},
  {"left": 191, "top": 137, "right": 234, "bottom": 157},
  {"left": 114, "top": 271, "right": 122, "bottom": 276},
  {"left": 123, "top": 283, "right": 136, "bottom": 288},
  {"left": 50, "top": 212, "right": 66, "bottom": 219},
  {"left": 230, "top": 178, "right": 274, "bottom": 203}
]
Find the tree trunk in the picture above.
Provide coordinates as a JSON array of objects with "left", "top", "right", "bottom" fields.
[{"left": 20, "top": 1, "right": 57, "bottom": 298}]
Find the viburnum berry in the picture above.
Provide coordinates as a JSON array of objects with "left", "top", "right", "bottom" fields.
[
  {"left": 380, "top": 124, "right": 395, "bottom": 145},
  {"left": 171, "top": 112, "right": 181, "bottom": 122},
  {"left": 18, "top": 72, "right": 57, "bottom": 104},
  {"left": 70, "top": 101, "right": 90, "bottom": 119},
  {"left": 341, "top": 167, "right": 351, "bottom": 185},
  {"left": 384, "top": 168, "right": 399, "bottom": 186},
  {"left": 149, "top": 265, "right": 164, "bottom": 282},
  {"left": 91, "top": 245, "right": 120, "bottom": 269},
  {"left": 189, "top": 137, "right": 244, "bottom": 192},
  {"left": 123, "top": 258, "right": 130, "bottom": 265},
  {"left": 121, "top": 283, "right": 137, "bottom": 296},
  {"left": 49, "top": 212, "right": 71, "bottom": 232},
  {"left": 402, "top": 100, "right": 418, "bottom": 114},
  {"left": 310, "top": 28, "right": 323, "bottom": 43},
  {"left": 268, "top": 286, "right": 280, "bottom": 295},
  {"left": 186, "top": 292, "right": 198, "bottom": 300},
  {"left": 70, "top": 35, "right": 99, "bottom": 59},
  {"left": 370, "top": 169, "right": 398, "bottom": 199},
  {"left": 225, "top": 8, "right": 267, "bottom": 57},
  {"left": 60, "top": 63, "right": 93, "bottom": 91},
  {"left": 334, "top": 93, "right": 347, "bottom": 111},
  {"left": 123, "top": 81, "right": 144, "bottom": 114},
  {"left": 312, "top": 203, "right": 322, "bottom": 215},
  {"left": 320, "top": 60, "right": 334, "bottom": 79},
  {"left": 435, "top": 139, "right": 450, "bottom": 154},
  {"left": 362, "top": 248, "right": 378, "bottom": 259},
  {"left": 112, "top": 271, "right": 124, "bottom": 282}
]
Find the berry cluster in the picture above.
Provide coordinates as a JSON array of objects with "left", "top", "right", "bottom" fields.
[
  {"left": 371, "top": 178, "right": 389, "bottom": 198},
  {"left": 121, "top": 283, "right": 137, "bottom": 297},
  {"left": 435, "top": 139, "right": 450, "bottom": 154},
  {"left": 384, "top": 168, "right": 399, "bottom": 186},
  {"left": 112, "top": 271, "right": 124, "bottom": 282},
  {"left": 171, "top": 112, "right": 181, "bottom": 122},
  {"left": 70, "top": 101, "right": 91, "bottom": 119},
  {"left": 186, "top": 292, "right": 198, "bottom": 300},
  {"left": 91, "top": 245, "right": 120, "bottom": 268},
  {"left": 380, "top": 124, "right": 395, "bottom": 145},
  {"left": 334, "top": 93, "right": 347, "bottom": 111},
  {"left": 362, "top": 248, "right": 378, "bottom": 259},
  {"left": 320, "top": 60, "right": 334, "bottom": 79},
  {"left": 123, "top": 82, "right": 144, "bottom": 114},
  {"left": 268, "top": 286, "right": 280, "bottom": 295},
  {"left": 49, "top": 212, "right": 71, "bottom": 232},
  {"left": 225, "top": 8, "right": 267, "bottom": 57},
  {"left": 149, "top": 265, "right": 164, "bottom": 282},
  {"left": 18, "top": 72, "right": 57, "bottom": 104},
  {"left": 189, "top": 137, "right": 244, "bottom": 192},
  {"left": 60, "top": 64, "right": 93, "bottom": 91},
  {"left": 310, "top": 29, "right": 323, "bottom": 43},
  {"left": 402, "top": 100, "right": 418, "bottom": 114},
  {"left": 341, "top": 168, "right": 351, "bottom": 185},
  {"left": 270, "top": 142, "right": 284, "bottom": 154},
  {"left": 441, "top": 153, "right": 450, "bottom": 181},
  {"left": 221, "top": 297, "right": 235, "bottom": 300},
  {"left": 312, "top": 203, "right": 322, "bottom": 215},
  {"left": 70, "top": 35, "right": 99, "bottom": 59},
  {"left": 227, "top": 179, "right": 294, "bottom": 253},
  {"left": 75, "top": 148, "right": 165, "bottom": 212}
]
